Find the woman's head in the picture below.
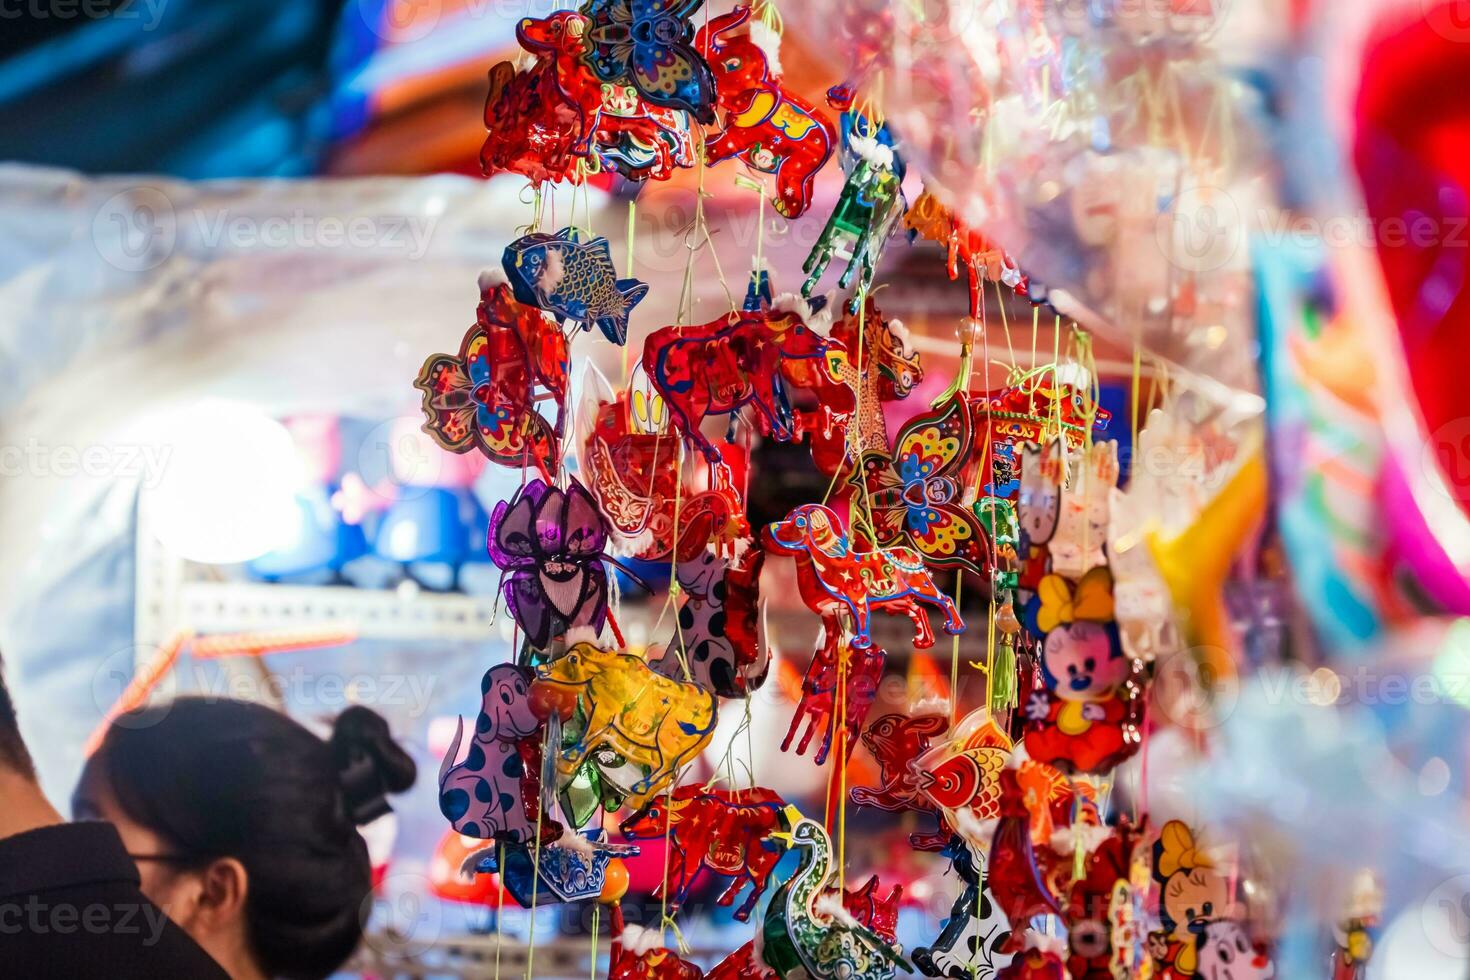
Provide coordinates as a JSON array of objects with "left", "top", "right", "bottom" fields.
[{"left": 74, "top": 699, "right": 416, "bottom": 980}]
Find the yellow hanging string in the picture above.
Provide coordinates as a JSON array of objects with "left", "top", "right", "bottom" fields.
[
  {"left": 494, "top": 842, "right": 506, "bottom": 980},
  {"left": 622, "top": 200, "right": 637, "bottom": 386},
  {"left": 589, "top": 905, "right": 601, "bottom": 980},
  {"left": 524, "top": 727, "right": 550, "bottom": 980}
]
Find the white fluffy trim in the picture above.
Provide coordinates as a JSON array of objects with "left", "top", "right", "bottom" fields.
[
  {"left": 479, "top": 266, "right": 510, "bottom": 291},
  {"left": 555, "top": 828, "right": 597, "bottom": 857},
  {"left": 815, "top": 893, "right": 865, "bottom": 931},
  {"left": 1050, "top": 822, "right": 1112, "bottom": 857},
  {"left": 747, "top": 19, "right": 783, "bottom": 77},
  {"left": 1024, "top": 931, "right": 1068, "bottom": 956},
  {"left": 620, "top": 925, "right": 667, "bottom": 957},
  {"left": 908, "top": 696, "right": 951, "bottom": 719},
  {"left": 949, "top": 811, "right": 998, "bottom": 851},
  {"left": 614, "top": 527, "right": 657, "bottom": 559},
  {"left": 886, "top": 317, "right": 915, "bottom": 357},
  {"left": 563, "top": 626, "right": 605, "bottom": 649},
  {"left": 849, "top": 134, "right": 895, "bottom": 171},
  {"left": 772, "top": 291, "right": 836, "bottom": 336}
]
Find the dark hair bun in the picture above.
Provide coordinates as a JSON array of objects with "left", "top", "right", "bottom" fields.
[{"left": 330, "top": 705, "right": 417, "bottom": 825}]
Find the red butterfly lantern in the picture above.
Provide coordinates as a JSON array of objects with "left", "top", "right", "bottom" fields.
[
  {"left": 414, "top": 273, "right": 567, "bottom": 482},
  {"left": 581, "top": 391, "right": 748, "bottom": 562}
]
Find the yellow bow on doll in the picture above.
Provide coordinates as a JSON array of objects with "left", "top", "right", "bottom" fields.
[
  {"left": 1155, "top": 820, "right": 1214, "bottom": 879},
  {"left": 1035, "top": 567, "right": 1115, "bottom": 634}
]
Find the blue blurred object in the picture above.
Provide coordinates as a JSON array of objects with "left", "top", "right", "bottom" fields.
[
  {"left": 375, "top": 487, "right": 481, "bottom": 567},
  {"left": 0, "top": 0, "right": 346, "bottom": 177},
  {"left": 247, "top": 483, "right": 367, "bottom": 583}
]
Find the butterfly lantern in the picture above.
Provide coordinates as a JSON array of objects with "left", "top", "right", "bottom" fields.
[
  {"left": 487, "top": 478, "right": 616, "bottom": 652},
  {"left": 1022, "top": 568, "right": 1142, "bottom": 775},
  {"left": 581, "top": 0, "right": 719, "bottom": 123},
  {"left": 414, "top": 272, "right": 567, "bottom": 482},
  {"left": 853, "top": 394, "right": 995, "bottom": 576}
]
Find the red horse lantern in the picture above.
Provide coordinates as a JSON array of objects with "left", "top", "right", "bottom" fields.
[
  {"left": 620, "top": 786, "right": 789, "bottom": 921},
  {"left": 642, "top": 300, "right": 834, "bottom": 479},
  {"left": 783, "top": 641, "right": 884, "bottom": 765},
  {"left": 763, "top": 504, "right": 964, "bottom": 650},
  {"left": 696, "top": 6, "right": 837, "bottom": 219}
]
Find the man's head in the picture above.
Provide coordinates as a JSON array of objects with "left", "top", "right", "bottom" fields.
[{"left": 0, "top": 657, "right": 36, "bottom": 778}]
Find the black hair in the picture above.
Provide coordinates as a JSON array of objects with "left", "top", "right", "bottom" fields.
[
  {"left": 78, "top": 699, "right": 416, "bottom": 980},
  {"left": 0, "top": 657, "right": 35, "bottom": 777}
]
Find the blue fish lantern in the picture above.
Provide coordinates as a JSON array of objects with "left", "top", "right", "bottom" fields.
[{"left": 503, "top": 228, "right": 649, "bottom": 345}]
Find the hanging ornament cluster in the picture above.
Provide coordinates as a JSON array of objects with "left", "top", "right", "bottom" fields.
[{"left": 413, "top": 5, "right": 1284, "bottom": 978}]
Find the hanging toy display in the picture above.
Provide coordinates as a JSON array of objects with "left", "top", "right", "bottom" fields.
[{"left": 411, "top": 0, "right": 1307, "bottom": 969}]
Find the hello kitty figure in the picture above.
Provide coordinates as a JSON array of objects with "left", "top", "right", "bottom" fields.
[
  {"left": 1051, "top": 441, "right": 1118, "bottom": 582},
  {"left": 1018, "top": 440, "right": 1064, "bottom": 591},
  {"left": 1022, "top": 568, "right": 1139, "bottom": 774}
]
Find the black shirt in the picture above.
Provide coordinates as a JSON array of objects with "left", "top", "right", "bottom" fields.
[{"left": 0, "top": 821, "right": 230, "bottom": 978}]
